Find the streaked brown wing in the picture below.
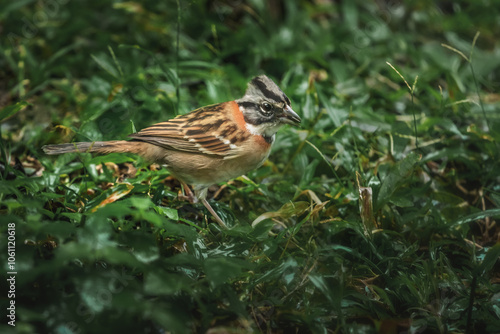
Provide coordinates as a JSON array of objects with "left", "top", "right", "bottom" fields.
[{"left": 128, "top": 103, "right": 238, "bottom": 157}]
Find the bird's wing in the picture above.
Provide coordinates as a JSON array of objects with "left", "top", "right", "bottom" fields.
[{"left": 128, "top": 102, "right": 244, "bottom": 158}]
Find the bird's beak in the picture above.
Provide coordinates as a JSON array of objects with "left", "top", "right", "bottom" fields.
[{"left": 280, "top": 105, "right": 301, "bottom": 126}]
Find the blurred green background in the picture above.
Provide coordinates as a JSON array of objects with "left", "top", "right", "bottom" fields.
[{"left": 1, "top": 1, "right": 500, "bottom": 333}]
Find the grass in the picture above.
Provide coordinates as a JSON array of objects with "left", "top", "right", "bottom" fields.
[{"left": 1, "top": 1, "right": 500, "bottom": 333}]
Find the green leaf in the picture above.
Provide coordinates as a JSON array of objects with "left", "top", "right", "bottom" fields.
[
  {"left": 0, "top": 101, "right": 29, "bottom": 122},
  {"left": 318, "top": 89, "right": 347, "bottom": 127},
  {"left": 154, "top": 205, "right": 179, "bottom": 220},
  {"left": 300, "top": 159, "right": 319, "bottom": 187},
  {"left": 88, "top": 153, "right": 135, "bottom": 165},
  {"left": 376, "top": 152, "right": 421, "bottom": 210},
  {"left": 79, "top": 277, "right": 111, "bottom": 313},
  {"left": 253, "top": 257, "right": 298, "bottom": 285},
  {"left": 309, "top": 274, "right": 334, "bottom": 304},
  {"left": 129, "top": 232, "right": 159, "bottom": 263},
  {"left": 91, "top": 54, "right": 119, "bottom": 78},
  {"left": 144, "top": 270, "right": 190, "bottom": 295},
  {"left": 146, "top": 302, "right": 190, "bottom": 333},
  {"left": 118, "top": 44, "right": 178, "bottom": 87},
  {"left": 451, "top": 208, "right": 500, "bottom": 227},
  {"left": 203, "top": 257, "right": 248, "bottom": 288},
  {"left": 476, "top": 243, "right": 500, "bottom": 276}
]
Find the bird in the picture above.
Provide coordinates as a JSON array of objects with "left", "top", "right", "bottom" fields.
[{"left": 42, "top": 75, "right": 301, "bottom": 228}]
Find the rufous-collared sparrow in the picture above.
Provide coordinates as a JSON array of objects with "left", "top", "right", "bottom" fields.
[{"left": 43, "top": 75, "right": 301, "bottom": 228}]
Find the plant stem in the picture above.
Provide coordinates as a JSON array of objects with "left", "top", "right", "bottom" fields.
[
  {"left": 465, "top": 274, "right": 477, "bottom": 334},
  {"left": 411, "top": 91, "right": 419, "bottom": 151},
  {"left": 469, "top": 63, "right": 489, "bottom": 132}
]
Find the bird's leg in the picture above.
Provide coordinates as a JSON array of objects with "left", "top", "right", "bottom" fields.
[
  {"left": 195, "top": 187, "right": 227, "bottom": 229},
  {"left": 179, "top": 182, "right": 197, "bottom": 203},
  {"left": 177, "top": 183, "right": 227, "bottom": 228},
  {"left": 201, "top": 198, "right": 227, "bottom": 229}
]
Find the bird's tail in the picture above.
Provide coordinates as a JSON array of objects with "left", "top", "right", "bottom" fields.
[{"left": 42, "top": 140, "right": 142, "bottom": 155}]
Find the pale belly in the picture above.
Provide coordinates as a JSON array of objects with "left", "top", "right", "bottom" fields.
[{"left": 163, "top": 149, "right": 270, "bottom": 187}]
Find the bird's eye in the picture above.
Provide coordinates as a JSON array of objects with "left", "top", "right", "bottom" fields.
[{"left": 260, "top": 102, "right": 273, "bottom": 115}]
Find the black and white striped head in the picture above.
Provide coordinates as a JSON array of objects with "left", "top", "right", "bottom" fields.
[{"left": 236, "top": 75, "right": 301, "bottom": 140}]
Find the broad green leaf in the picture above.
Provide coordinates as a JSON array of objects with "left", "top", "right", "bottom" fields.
[
  {"left": 376, "top": 152, "right": 421, "bottom": 210},
  {"left": 203, "top": 257, "right": 248, "bottom": 288},
  {"left": 155, "top": 205, "right": 179, "bottom": 220}
]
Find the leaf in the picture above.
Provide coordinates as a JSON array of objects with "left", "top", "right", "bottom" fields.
[
  {"left": 76, "top": 214, "right": 117, "bottom": 251},
  {"left": 154, "top": 205, "right": 179, "bottom": 220},
  {"left": 451, "top": 208, "right": 500, "bottom": 227},
  {"left": 38, "top": 221, "right": 77, "bottom": 241},
  {"left": 371, "top": 285, "right": 395, "bottom": 313},
  {"left": 0, "top": 101, "right": 29, "bottom": 122},
  {"left": 252, "top": 201, "right": 309, "bottom": 227},
  {"left": 253, "top": 257, "right": 298, "bottom": 285},
  {"left": 79, "top": 277, "right": 112, "bottom": 313},
  {"left": 317, "top": 89, "right": 346, "bottom": 128},
  {"left": 90, "top": 183, "right": 134, "bottom": 213},
  {"left": 118, "top": 44, "right": 178, "bottom": 86},
  {"left": 129, "top": 232, "right": 160, "bottom": 263},
  {"left": 203, "top": 257, "right": 248, "bottom": 288},
  {"left": 144, "top": 271, "right": 189, "bottom": 295},
  {"left": 88, "top": 153, "right": 135, "bottom": 165},
  {"left": 91, "top": 53, "right": 119, "bottom": 78},
  {"left": 475, "top": 243, "right": 500, "bottom": 276},
  {"left": 299, "top": 159, "right": 319, "bottom": 188},
  {"left": 305, "top": 140, "right": 341, "bottom": 185},
  {"left": 309, "top": 274, "right": 334, "bottom": 304},
  {"left": 147, "top": 302, "right": 190, "bottom": 333},
  {"left": 376, "top": 152, "right": 421, "bottom": 210}
]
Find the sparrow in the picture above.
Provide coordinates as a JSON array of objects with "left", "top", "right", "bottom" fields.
[{"left": 43, "top": 75, "right": 301, "bottom": 228}]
